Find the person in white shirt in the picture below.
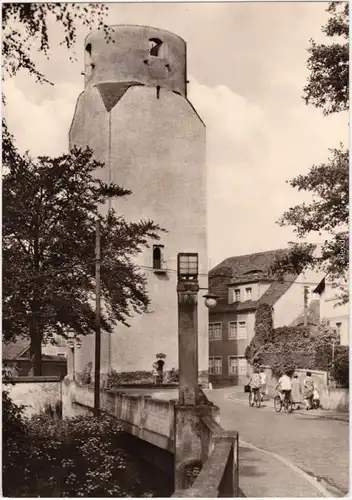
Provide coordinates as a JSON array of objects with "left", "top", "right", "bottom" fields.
[
  {"left": 276, "top": 371, "right": 292, "bottom": 403},
  {"left": 260, "top": 368, "right": 267, "bottom": 401}
]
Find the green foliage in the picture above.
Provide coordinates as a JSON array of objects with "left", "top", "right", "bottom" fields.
[
  {"left": 76, "top": 361, "right": 93, "bottom": 386},
  {"left": 254, "top": 303, "right": 273, "bottom": 341},
  {"left": 303, "top": 2, "right": 349, "bottom": 115},
  {"left": 166, "top": 367, "right": 179, "bottom": 383},
  {"left": 271, "top": 146, "right": 348, "bottom": 303},
  {"left": 331, "top": 346, "right": 349, "bottom": 388},
  {"left": 245, "top": 304, "right": 273, "bottom": 362},
  {"left": 2, "top": 145, "right": 162, "bottom": 374},
  {"left": 2, "top": 391, "right": 156, "bottom": 497},
  {"left": 2, "top": 388, "right": 29, "bottom": 487},
  {"left": 107, "top": 369, "right": 154, "bottom": 388},
  {"left": 272, "top": 2, "right": 349, "bottom": 301},
  {"left": 246, "top": 321, "right": 344, "bottom": 381},
  {"left": 2, "top": 3, "right": 110, "bottom": 85}
]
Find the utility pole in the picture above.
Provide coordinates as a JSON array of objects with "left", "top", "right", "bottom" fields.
[
  {"left": 94, "top": 219, "right": 101, "bottom": 414},
  {"left": 303, "top": 286, "right": 309, "bottom": 327}
]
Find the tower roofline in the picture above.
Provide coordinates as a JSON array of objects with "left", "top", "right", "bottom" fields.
[{"left": 84, "top": 24, "right": 187, "bottom": 45}]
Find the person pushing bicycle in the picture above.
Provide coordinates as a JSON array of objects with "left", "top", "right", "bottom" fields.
[{"left": 248, "top": 367, "right": 262, "bottom": 405}]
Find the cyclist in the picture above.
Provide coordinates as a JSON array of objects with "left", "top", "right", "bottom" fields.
[
  {"left": 276, "top": 370, "right": 292, "bottom": 405},
  {"left": 248, "top": 367, "right": 262, "bottom": 405}
]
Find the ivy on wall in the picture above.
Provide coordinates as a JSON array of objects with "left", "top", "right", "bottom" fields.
[{"left": 245, "top": 306, "right": 348, "bottom": 387}]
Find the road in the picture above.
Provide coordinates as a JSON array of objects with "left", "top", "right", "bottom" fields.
[
  {"left": 207, "top": 388, "right": 349, "bottom": 496},
  {"left": 114, "top": 386, "right": 349, "bottom": 496}
]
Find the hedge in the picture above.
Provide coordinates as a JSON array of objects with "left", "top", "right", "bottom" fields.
[{"left": 245, "top": 307, "right": 348, "bottom": 386}]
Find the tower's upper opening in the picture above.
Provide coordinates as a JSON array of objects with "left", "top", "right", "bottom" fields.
[
  {"left": 149, "top": 38, "right": 163, "bottom": 57},
  {"left": 83, "top": 26, "right": 187, "bottom": 96}
]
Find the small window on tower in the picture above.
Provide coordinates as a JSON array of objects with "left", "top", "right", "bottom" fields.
[
  {"left": 149, "top": 38, "right": 163, "bottom": 57},
  {"left": 85, "top": 43, "right": 92, "bottom": 56},
  {"left": 153, "top": 245, "right": 165, "bottom": 273}
]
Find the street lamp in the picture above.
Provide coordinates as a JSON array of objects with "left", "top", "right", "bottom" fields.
[
  {"left": 177, "top": 253, "right": 218, "bottom": 405},
  {"left": 203, "top": 293, "right": 218, "bottom": 309},
  {"left": 178, "top": 253, "right": 199, "bottom": 280}
]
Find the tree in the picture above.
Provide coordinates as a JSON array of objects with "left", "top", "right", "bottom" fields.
[
  {"left": 2, "top": 3, "right": 110, "bottom": 86},
  {"left": 303, "top": 2, "right": 349, "bottom": 115},
  {"left": 271, "top": 2, "right": 349, "bottom": 302},
  {"left": 3, "top": 141, "right": 162, "bottom": 375}
]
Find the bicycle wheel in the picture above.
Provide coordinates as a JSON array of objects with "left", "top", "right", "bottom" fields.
[
  {"left": 256, "top": 393, "right": 261, "bottom": 408},
  {"left": 274, "top": 395, "right": 282, "bottom": 412},
  {"left": 249, "top": 392, "right": 254, "bottom": 407},
  {"left": 285, "top": 400, "right": 293, "bottom": 413}
]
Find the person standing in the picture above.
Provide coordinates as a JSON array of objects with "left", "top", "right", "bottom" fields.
[
  {"left": 260, "top": 368, "right": 267, "bottom": 401},
  {"left": 303, "top": 371, "right": 314, "bottom": 410},
  {"left": 248, "top": 367, "right": 262, "bottom": 405},
  {"left": 291, "top": 373, "right": 302, "bottom": 409}
]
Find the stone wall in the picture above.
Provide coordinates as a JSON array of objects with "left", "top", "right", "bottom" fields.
[{"left": 4, "top": 376, "right": 62, "bottom": 417}]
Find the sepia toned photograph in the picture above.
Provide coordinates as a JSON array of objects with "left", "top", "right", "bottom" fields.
[{"left": 2, "top": 1, "right": 349, "bottom": 497}]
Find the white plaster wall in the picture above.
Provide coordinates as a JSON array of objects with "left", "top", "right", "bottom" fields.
[
  {"left": 70, "top": 85, "right": 207, "bottom": 374},
  {"left": 274, "top": 269, "right": 324, "bottom": 327},
  {"left": 320, "top": 286, "right": 349, "bottom": 345}
]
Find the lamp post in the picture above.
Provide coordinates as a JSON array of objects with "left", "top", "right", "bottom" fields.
[{"left": 177, "top": 253, "right": 218, "bottom": 405}]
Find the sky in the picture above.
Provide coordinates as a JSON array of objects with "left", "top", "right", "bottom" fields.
[{"left": 3, "top": 1, "right": 349, "bottom": 268}]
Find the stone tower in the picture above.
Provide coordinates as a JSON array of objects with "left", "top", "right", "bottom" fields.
[{"left": 69, "top": 25, "right": 208, "bottom": 381}]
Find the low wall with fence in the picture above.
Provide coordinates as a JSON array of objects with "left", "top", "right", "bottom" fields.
[{"left": 260, "top": 365, "right": 348, "bottom": 411}]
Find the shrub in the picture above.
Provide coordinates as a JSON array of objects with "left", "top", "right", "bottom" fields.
[
  {"left": 107, "top": 369, "right": 154, "bottom": 388},
  {"left": 165, "top": 367, "right": 179, "bottom": 383},
  {"left": 331, "top": 346, "right": 349, "bottom": 388},
  {"left": 2, "top": 391, "right": 157, "bottom": 497},
  {"left": 76, "top": 361, "right": 93, "bottom": 386},
  {"left": 246, "top": 320, "right": 344, "bottom": 381}
]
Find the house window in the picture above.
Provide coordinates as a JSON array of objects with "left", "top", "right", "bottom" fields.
[
  {"left": 234, "top": 289, "right": 241, "bottom": 302},
  {"left": 228, "top": 321, "right": 247, "bottom": 340},
  {"left": 209, "top": 322, "right": 222, "bottom": 341},
  {"left": 209, "top": 357, "right": 222, "bottom": 375},
  {"left": 153, "top": 245, "right": 163, "bottom": 270},
  {"left": 149, "top": 38, "right": 163, "bottom": 57},
  {"left": 245, "top": 287, "right": 252, "bottom": 301},
  {"left": 228, "top": 356, "right": 247, "bottom": 376},
  {"left": 336, "top": 322, "right": 342, "bottom": 336}
]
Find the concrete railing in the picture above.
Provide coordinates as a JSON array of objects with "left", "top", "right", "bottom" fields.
[
  {"left": 173, "top": 416, "right": 239, "bottom": 497},
  {"left": 63, "top": 380, "right": 175, "bottom": 451}
]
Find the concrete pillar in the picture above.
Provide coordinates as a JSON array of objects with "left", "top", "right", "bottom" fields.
[
  {"left": 174, "top": 403, "right": 220, "bottom": 490},
  {"left": 177, "top": 279, "right": 200, "bottom": 405}
]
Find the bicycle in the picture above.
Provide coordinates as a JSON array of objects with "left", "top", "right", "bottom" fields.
[
  {"left": 274, "top": 391, "right": 292, "bottom": 413},
  {"left": 249, "top": 388, "right": 261, "bottom": 408}
]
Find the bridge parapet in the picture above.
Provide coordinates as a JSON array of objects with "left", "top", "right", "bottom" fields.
[
  {"left": 63, "top": 380, "right": 175, "bottom": 451},
  {"left": 173, "top": 414, "right": 239, "bottom": 497}
]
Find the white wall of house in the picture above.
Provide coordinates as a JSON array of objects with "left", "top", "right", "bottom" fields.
[
  {"left": 273, "top": 269, "right": 324, "bottom": 328},
  {"left": 228, "top": 281, "right": 271, "bottom": 304},
  {"left": 319, "top": 280, "right": 349, "bottom": 346}
]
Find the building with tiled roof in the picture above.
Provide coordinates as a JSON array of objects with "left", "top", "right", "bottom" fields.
[{"left": 208, "top": 248, "right": 324, "bottom": 385}]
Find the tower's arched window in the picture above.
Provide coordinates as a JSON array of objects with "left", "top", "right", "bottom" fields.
[
  {"left": 153, "top": 246, "right": 162, "bottom": 270},
  {"left": 85, "top": 43, "right": 92, "bottom": 56},
  {"left": 149, "top": 38, "right": 163, "bottom": 57}
]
